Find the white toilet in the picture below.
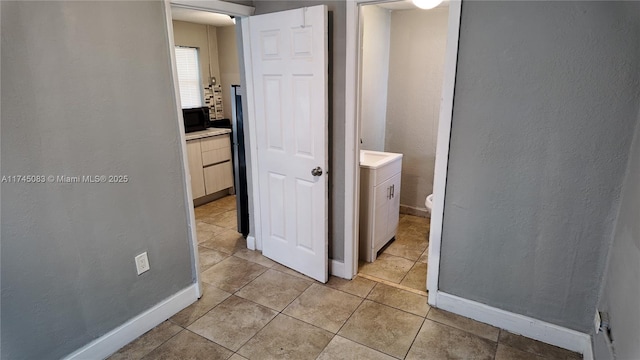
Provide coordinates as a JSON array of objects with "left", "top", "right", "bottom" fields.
[{"left": 425, "top": 194, "right": 433, "bottom": 216}]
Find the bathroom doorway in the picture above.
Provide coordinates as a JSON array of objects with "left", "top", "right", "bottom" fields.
[{"left": 345, "top": 0, "right": 461, "bottom": 301}]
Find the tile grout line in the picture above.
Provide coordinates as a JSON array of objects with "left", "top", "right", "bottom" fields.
[
  {"left": 269, "top": 313, "right": 339, "bottom": 358},
  {"left": 224, "top": 270, "right": 316, "bottom": 358},
  {"left": 228, "top": 311, "right": 279, "bottom": 357},
  {"left": 329, "top": 301, "right": 400, "bottom": 360},
  {"left": 225, "top": 269, "right": 284, "bottom": 358},
  {"left": 133, "top": 323, "right": 185, "bottom": 360},
  {"left": 193, "top": 199, "right": 430, "bottom": 359},
  {"left": 278, "top": 281, "right": 315, "bottom": 314},
  {"left": 317, "top": 284, "right": 390, "bottom": 358},
  {"left": 332, "top": 295, "right": 366, "bottom": 336},
  {"left": 176, "top": 286, "right": 231, "bottom": 328},
  {"left": 357, "top": 273, "right": 427, "bottom": 297},
  {"left": 197, "top": 208, "right": 564, "bottom": 360},
  {"left": 229, "top": 272, "right": 558, "bottom": 360},
  {"left": 496, "top": 331, "right": 578, "bottom": 360},
  {"left": 200, "top": 243, "right": 357, "bottom": 358},
  {"left": 154, "top": 301, "right": 487, "bottom": 360},
  {"left": 492, "top": 329, "right": 500, "bottom": 360},
  {"left": 182, "top": 327, "right": 238, "bottom": 354},
  {"left": 330, "top": 295, "right": 423, "bottom": 360},
  {"left": 275, "top": 280, "right": 368, "bottom": 339},
  {"left": 313, "top": 337, "right": 334, "bottom": 360},
  {"left": 364, "top": 283, "right": 430, "bottom": 319},
  {"left": 422, "top": 316, "right": 501, "bottom": 346},
  {"left": 402, "top": 317, "right": 427, "bottom": 359},
  {"left": 396, "top": 258, "right": 418, "bottom": 287}
]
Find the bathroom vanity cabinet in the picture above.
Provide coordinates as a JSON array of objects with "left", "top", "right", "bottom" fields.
[{"left": 359, "top": 151, "right": 403, "bottom": 262}]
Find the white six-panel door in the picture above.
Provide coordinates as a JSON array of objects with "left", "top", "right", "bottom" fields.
[{"left": 247, "top": 5, "right": 328, "bottom": 282}]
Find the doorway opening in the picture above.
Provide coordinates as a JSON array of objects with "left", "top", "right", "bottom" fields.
[
  {"left": 166, "top": 1, "right": 254, "bottom": 296},
  {"left": 167, "top": 2, "right": 335, "bottom": 290},
  {"left": 356, "top": 0, "right": 449, "bottom": 294},
  {"left": 345, "top": 0, "right": 460, "bottom": 302}
]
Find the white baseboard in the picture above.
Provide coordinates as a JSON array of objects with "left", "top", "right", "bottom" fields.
[
  {"left": 329, "top": 259, "right": 348, "bottom": 279},
  {"left": 247, "top": 235, "right": 256, "bottom": 250},
  {"left": 400, "top": 204, "right": 429, "bottom": 218},
  {"left": 584, "top": 340, "right": 595, "bottom": 360},
  {"left": 63, "top": 284, "right": 199, "bottom": 360},
  {"left": 435, "top": 292, "right": 593, "bottom": 360}
]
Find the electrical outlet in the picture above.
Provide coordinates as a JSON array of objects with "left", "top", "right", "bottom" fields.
[
  {"left": 594, "top": 311, "right": 601, "bottom": 334},
  {"left": 135, "top": 252, "right": 150, "bottom": 275}
]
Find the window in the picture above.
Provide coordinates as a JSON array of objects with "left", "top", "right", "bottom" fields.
[{"left": 175, "top": 46, "right": 203, "bottom": 108}]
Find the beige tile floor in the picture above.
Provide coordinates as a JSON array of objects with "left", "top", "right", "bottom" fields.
[
  {"left": 357, "top": 213, "right": 429, "bottom": 293},
  {"left": 109, "top": 196, "right": 582, "bottom": 360}
]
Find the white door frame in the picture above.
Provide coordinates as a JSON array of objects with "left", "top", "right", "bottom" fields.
[
  {"left": 163, "top": 0, "right": 255, "bottom": 297},
  {"left": 170, "top": 0, "right": 255, "bottom": 17},
  {"left": 239, "top": 18, "right": 261, "bottom": 252},
  {"left": 344, "top": 0, "right": 462, "bottom": 301}
]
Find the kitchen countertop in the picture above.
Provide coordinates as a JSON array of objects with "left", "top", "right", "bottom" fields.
[{"left": 185, "top": 128, "right": 231, "bottom": 141}]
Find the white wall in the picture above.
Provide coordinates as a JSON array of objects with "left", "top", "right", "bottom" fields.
[
  {"left": 360, "top": 5, "right": 390, "bottom": 152},
  {"left": 173, "top": 21, "right": 241, "bottom": 120},
  {"left": 172, "top": 20, "right": 220, "bottom": 93},
  {"left": 385, "top": 8, "right": 448, "bottom": 211},
  {"left": 217, "top": 25, "right": 241, "bottom": 119},
  {"left": 595, "top": 105, "right": 640, "bottom": 359}
]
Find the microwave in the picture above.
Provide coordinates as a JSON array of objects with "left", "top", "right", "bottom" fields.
[{"left": 183, "top": 107, "right": 210, "bottom": 133}]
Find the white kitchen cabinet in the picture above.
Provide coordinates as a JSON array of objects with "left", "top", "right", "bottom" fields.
[
  {"left": 185, "top": 131, "right": 233, "bottom": 201},
  {"left": 204, "top": 161, "right": 234, "bottom": 194},
  {"left": 186, "top": 140, "right": 206, "bottom": 199},
  {"left": 200, "top": 134, "right": 231, "bottom": 166},
  {"left": 359, "top": 151, "right": 403, "bottom": 262}
]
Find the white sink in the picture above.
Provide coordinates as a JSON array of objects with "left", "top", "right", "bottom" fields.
[{"left": 360, "top": 150, "right": 403, "bottom": 169}]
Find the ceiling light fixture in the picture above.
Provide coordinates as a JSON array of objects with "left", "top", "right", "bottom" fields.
[{"left": 412, "top": 0, "right": 443, "bottom": 10}]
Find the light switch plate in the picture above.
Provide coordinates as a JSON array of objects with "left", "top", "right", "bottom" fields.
[{"left": 135, "top": 252, "right": 150, "bottom": 275}]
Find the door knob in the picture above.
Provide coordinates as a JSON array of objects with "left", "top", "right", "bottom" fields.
[{"left": 311, "top": 167, "right": 323, "bottom": 176}]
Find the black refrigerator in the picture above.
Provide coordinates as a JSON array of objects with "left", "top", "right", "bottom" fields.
[{"left": 231, "top": 85, "right": 249, "bottom": 237}]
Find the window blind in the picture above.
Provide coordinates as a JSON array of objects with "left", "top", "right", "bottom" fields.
[{"left": 175, "top": 46, "right": 203, "bottom": 109}]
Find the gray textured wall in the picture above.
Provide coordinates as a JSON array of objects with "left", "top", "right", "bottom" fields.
[
  {"left": 253, "top": 0, "right": 346, "bottom": 261},
  {"left": 440, "top": 1, "right": 640, "bottom": 333},
  {"left": 594, "top": 107, "right": 640, "bottom": 358},
  {"left": 1, "top": 2, "right": 194, "bottom": 359}
]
